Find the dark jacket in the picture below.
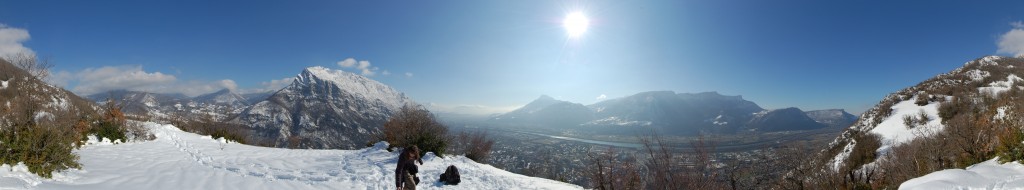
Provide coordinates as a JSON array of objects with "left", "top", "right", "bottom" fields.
[{"left": 395, "top": 159, "right": 419, "bottom": 187}]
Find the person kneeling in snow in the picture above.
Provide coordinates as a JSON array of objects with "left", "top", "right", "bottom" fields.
[{"left": 396, "top": 145, "right": 422, "bottom": 190}]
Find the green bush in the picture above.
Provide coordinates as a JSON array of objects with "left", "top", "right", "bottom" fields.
[
  {"left": 210, "top": 128, "right": 247, "bottom": 144},
  {"left": 0, "top": 122, "right": 81, "bottom": 178},
  {"left": 93, "top": 121, "right": 127, "bottom": 143},
  {"left": 91, "top": 99, "right": 128, "bottom": 143},
  {"left": 997, "top": 126, "right": 1024, "bottom": 163}
]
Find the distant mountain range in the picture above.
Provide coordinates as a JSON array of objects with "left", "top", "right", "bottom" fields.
[
  {"left": 85, "top": 67, "right": 855, "bottom": 148},
  {"left": 85, "top": 88, "right": 258, "bottom": 120},
  {"left": 488, "top": 91, "right": 855, "bottom": 135}
]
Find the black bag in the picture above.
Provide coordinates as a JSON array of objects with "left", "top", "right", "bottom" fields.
[{"left": 439, "top": 165, "right": 461, "bottom": 185}]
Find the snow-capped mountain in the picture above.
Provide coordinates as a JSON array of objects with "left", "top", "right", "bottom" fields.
[
  {"left": 86, "top": 90, "right": 183, "bottom": 116},
  {"left": 86, "top": 88, "right": 253, "bottom": 120},
  {"left": 746, "top": 107, "right": 826, "bottom": 132},
  {"left": 804, "top": 109, "right": 858, "bottom": 128},
  {"left": 234, "top": 66, "right": 416, "bottom": 149},
  {"left": 192, "top": 88, "right": 249, "bottom": 108}
]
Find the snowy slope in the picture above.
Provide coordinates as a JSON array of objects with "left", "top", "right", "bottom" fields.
[
  {"left": 819, "top": 56, "right": 1023, "bottom": 172},
  {"left": 866, "top": 96, "right": 945, "bottom": 152},
  {"left": 0, "top": 122, "right": 581, "bottom": 190},
  {"left": 900, "top": 159, "right": 1024, "bottom": 190}
]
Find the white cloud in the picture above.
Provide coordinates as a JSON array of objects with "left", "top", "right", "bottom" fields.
[
  {"left": 596, "top": 94, "right": 607, "bottom": 100},
  {"left": 337, "top": 58, "right": 357, "bottom": 67},
  {"left": 70, "top": 65, "right": 177, "bottom": 95},
  {"left": 55, "top": 65, "right": 239, "bottom": 97},
  {"left": 169, "top": 79, "right": 239, "bottom": 96},
  {"left": 382, "top": 70, "right": 391, "bottom": 76},
  {"left": 405, "top": 72, "right": 413, "bottom": 78},
  {"left": 0, "top": 24, "right": 35, "bottom": 58},
  {"left": 998, "top": 21, "right": 1024, "bottom": 57},
  {"left": 336, "top": 57, "right": 379, "bottom": 76}
]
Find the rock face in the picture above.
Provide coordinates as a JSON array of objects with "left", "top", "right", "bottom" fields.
[
  {"left": 746, "top": 107, "right": 826, "bottom": 132},
  {"left": 804, "top": 109, "right": 858, "bottom": 128},
  {"left": 234, "top": 66, "right": 416, "bottom": 149}
]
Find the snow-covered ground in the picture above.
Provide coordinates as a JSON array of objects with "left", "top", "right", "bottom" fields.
[
  {"left": 979, "top": 74, "right": 1023, "bottom": 95},
  {"left": 0, "top": 122, "right": 581, "bottom": 190},
  {"left": 867, "top": 96, "right": 945, "bottom": 152},
  {"left": 829, "top": 96, "right": 947, "bottom": 171},
  {"left": 900, "top": 159, "right": 1024, "bottom": 190}
]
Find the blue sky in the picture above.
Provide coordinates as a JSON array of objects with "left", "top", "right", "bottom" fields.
[{"left": 2, "top": 0, "right": 1024, "bottom": 115}]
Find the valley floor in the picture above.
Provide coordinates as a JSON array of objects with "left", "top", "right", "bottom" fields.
[{"left": 0, "top": 123, "right": 580, "bottom": 190}]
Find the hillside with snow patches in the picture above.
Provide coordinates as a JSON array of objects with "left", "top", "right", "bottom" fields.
[
  {"left": 807, "top": 55, "right": 1024, "bottom": 188},
  {"left": 0, "top": 122, "right": 581, "bottom": 190}
]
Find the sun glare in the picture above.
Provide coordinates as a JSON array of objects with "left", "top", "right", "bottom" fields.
[{"left": 563, "top": 12, "right": 590, "bottom": 38}]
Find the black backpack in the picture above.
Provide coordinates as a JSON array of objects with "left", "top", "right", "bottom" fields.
[{"left": 439, "top": 165, "right": 461, "bottom": 185}]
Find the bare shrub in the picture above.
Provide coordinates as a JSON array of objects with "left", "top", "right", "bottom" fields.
[
  {"left": 914, "top": 94, "right": 930, "bottom": 106},
  {"left": 451, "top": 131, "right": 495, "bottom": 163},
  {"left": 2, "top": 52, "right": 53, "bottom": 80},
  {"left": 379, "top": 105, "right": 449, "bottom": 157},
  {"left": 587, "top": 147, "right": 643, "bottom": 190},
  {"left": 174, "top": 113, "right": 252, "bottom": 145},
  {"left": 843, "top": 132, "right": 882, "bottom": 186},
  {"left": 902, "top": 115, "right": 917, "bottom": 129},
  {"left": 125, "top": 121, "right": 154, "bottom": 141}
]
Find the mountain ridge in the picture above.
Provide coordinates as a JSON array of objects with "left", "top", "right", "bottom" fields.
[
  {"left": 488, "top": 91, "right": 844, "bottom": 134},
  {"left": 234, "top": 66, "right": 416, "bottom": 149}
]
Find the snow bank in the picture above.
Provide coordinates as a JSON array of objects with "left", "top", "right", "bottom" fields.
[
  {"left": 979, "top": 74, "right": 1023, "bottom": 96},
  {"left": 900, "top": 159, "right": 1024, "bottom": 190},
  {"left": 868, "top": 96, "right": 945, "bottom": 152},
  {"left": 0, "top": 122, "right": 580, "bottom": 190}
]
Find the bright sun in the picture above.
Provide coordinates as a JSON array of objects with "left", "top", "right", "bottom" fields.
[{"left": 563, "top": 12, "right": 590, "bottom": 38}]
